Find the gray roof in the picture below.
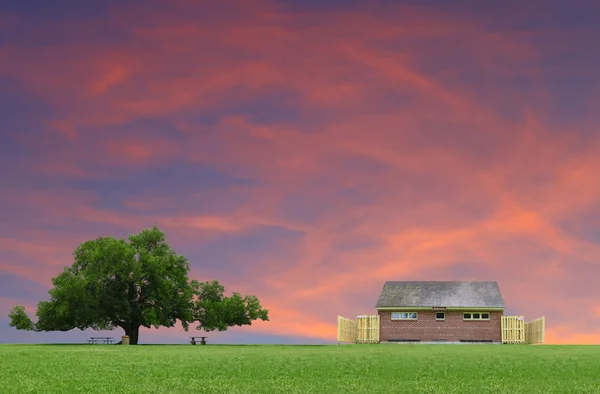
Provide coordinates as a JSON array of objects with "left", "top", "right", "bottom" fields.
[{"left": 376, "top": 281, "right": 505, "bottom": 309}]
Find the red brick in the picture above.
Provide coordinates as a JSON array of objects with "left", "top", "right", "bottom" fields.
[{"left": 379, "top": 310, "right": 502, "bottom": 342}]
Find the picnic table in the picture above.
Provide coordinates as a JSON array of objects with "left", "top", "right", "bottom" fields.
[
  {"left": 88, "top": 337, "right": 114, "bottom": 344},
  {"left": 189, "top": 336, "right": 207, "bottom": 345}
]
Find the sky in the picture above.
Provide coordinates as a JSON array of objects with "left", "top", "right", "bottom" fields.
[{"left": 1, "top": 0, "right": 600, "bottom": 345}]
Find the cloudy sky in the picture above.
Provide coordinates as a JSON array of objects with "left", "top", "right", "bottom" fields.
[{"left": 1, "top": 0, "right": 599, "bottom": 344}]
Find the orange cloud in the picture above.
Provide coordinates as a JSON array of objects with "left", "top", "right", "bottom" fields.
[
  {"left": 89, "top": 64, "right": 130, "bottom": 95},
  {"left": 545, "top": 324, "right": 600, "bottom": 345}
]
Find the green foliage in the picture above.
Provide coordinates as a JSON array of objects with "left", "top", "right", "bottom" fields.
[
  {"left": 192, "top": 280, "right": 269, "bottom": 332},
  {"left": 7, "top": 226, "right": 268, "bottom": 344},
  {"left": 7, "top": 306, "right": 35, "bottom": 331},
  {"left": 1, "top": 345, "right": 600, "bottom": 393}
]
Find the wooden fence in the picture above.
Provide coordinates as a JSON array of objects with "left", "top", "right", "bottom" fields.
[
  {"left": 525, "top": 316, "right": 545, "bottom": 344},
  {"left": 337, "top": 315, "right": 356, "bottom": 344},
  {"left": 502, "top": 315, "right": 546, "bottom": 344},
  {"left": 341, "top": 314, "right": 543, "bottom": 345},
  {"left": 501, "top": 315, "right": 525, "bottom": 344},
  {"left": 337, "top": 315, "right": 380, "bottom": 343},
  {"left": 356, "top": 315, "right": 380, "bottom": 344}
]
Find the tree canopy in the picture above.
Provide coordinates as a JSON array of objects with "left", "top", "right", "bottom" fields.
[{"left": 8, "top": 226, "right": 269, "bottom": 344}]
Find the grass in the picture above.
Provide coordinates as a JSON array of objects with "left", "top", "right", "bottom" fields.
[{"left": 1, "top": 344, "right": 599, "bottom": 393}]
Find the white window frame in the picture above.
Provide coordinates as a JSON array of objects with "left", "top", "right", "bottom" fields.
[
  {"left": 463, "top": 312, "right": 491, "bottom": 321},
  {"left": 435, "top": 312, "right": 445, "bottom": 321},
  {"left": 391, "top": 312, "right": 418, "bottom": 320}
]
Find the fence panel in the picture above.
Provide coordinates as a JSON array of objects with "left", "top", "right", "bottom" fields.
[
  {"left": 356, "top": 315, "right": 380, "bottom": 343},
  {"left": 501, "top": 316, "right": 525, "bottom": 344},
  {"left": 525, "top": 316, "right": 545, "bottom": 344},
  {"left": 337, "top": 315, "right": 356, "bottom": 343}
]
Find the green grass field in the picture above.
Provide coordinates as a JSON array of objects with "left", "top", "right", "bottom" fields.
[{"left": 1, "top": 344, "right": 599, "bottom": 393}]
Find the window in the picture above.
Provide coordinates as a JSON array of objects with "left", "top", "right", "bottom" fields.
[
  {"left": 435, "top": 312, "right": 445, "bottom": 320},
  {"left": 391, "top": 312, "right": 418, "bottom": 320},
  {"left": 463, "top": 312, "right": 491, "bottom": 321}
]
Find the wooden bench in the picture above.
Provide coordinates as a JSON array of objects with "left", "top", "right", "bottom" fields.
[
  {"left": 88, "top": 337, "right": 114, "bottom": 344},
  {"left": 189, "top": 336, "right": 207, "bottom": 345}
]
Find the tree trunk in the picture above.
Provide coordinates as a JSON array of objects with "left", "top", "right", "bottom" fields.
[{"left": 124, "top": 325, "right": 140, "bottom": 345}]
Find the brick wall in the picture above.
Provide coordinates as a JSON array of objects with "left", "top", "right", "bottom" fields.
[{"left": 379, "top": 310, "right": 502, "bottom": 342}]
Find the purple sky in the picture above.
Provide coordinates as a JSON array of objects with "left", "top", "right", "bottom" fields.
[{"left": 1, "top": 0, "right": 600, "bottom": 344}]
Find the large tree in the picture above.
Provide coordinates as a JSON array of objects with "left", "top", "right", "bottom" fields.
[{"left": 8, "top": 226, "right": 269, "bottom": 344}]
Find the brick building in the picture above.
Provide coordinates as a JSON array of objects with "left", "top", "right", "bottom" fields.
[{"left": 376, "top": 281, "right": 505, "bottom": 343}]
